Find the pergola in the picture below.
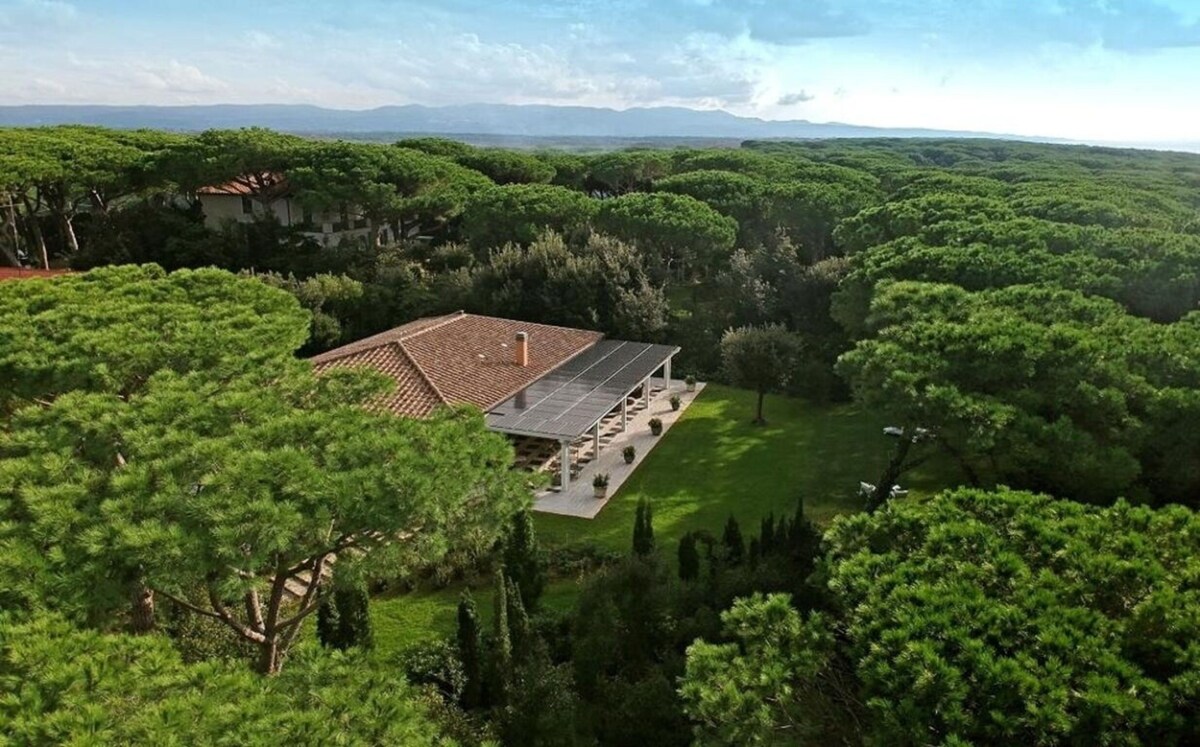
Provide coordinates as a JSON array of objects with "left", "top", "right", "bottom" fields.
[{"left": 486, "top": 339, "right": 680, "bottom": 490}]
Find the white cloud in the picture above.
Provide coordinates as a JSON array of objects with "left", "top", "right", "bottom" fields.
[
  {"left": 244, "top": 30, "right": 280, "bottom": 51},
  {"left": 130, "top": 60, "right": 227, "bottom": 94}
]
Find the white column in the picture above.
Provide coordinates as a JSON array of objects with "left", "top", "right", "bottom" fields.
[
  {"left": 593, "top": 422, "right": 601, "bottom": 456},
  {"left": 559, "top": 440, "right": 571, "bottom": 491},
  {"left": 664, "top": 357, "right": 672, "bottom": 393},
  {"left": 643, "top": 377, "right": 650, "bottom": 408},
  {"left": 621, "top": 396, "right": 628, "bottom": 431}
]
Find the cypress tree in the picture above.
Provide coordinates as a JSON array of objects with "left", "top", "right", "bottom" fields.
[
  {"left": 632, "top": 500, "right": 645, "bottom": 556},
  {"left": 316, "top": 589, "right": 341, "bottom": 649},
  {"left": 335, "top": 580, "right": 373, "bottom": 650},
  {"left": 632, "top": 498, "right": 656, "bottom": 557},
  {"left": 760, "top": 513, "right": 777, "bottom": 556},
  {"left": 643, "top": 499, "right": 655, "bottom": 555},
  {"left": 490, "top": 572, "right": 513, "bottom": 705},
  {"left": 456, "top": 591, "right": 484, "bottom": 709},
  {"left": 678, "top": 531, "right": 700, "bottom": 581},
  {"left": 502, "top": 511, "right": 545, "bottom": 611},
  {"left": 722, "top": 515, "right": 745, "bottom": 566},
  {"left": 788, "top": 498, "right": 822, "bottom": 578},
  {"left": 505, "top": 575, "right": 531, "bottom": 659},
  {"left": 749, "top": 537, "right": 761, "bottom": 568},
  {"left": 316, "top": 576, "right": 372, "bottom": 651}
]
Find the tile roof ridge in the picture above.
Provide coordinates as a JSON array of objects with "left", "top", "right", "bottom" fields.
[
  {"left": 308, "top": 311, "right": 467, "bottom": 366},
  {"left": 392, "top": 340, "right": 451, "bottom": 407},
  {"left": 459, "top": 312, "right": 608, "bottom": 338},
  {"left": 397, "top": 310, "right": 467, "bottom": 342}
]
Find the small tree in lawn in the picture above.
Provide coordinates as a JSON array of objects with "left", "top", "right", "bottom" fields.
[
  {"left": 720, "top": 323, "right": 802, "bottom": 425},
  {"left": 457, "top": 591, "right": 484, "bottom": 710},
  {"left": 502, "top": 511, "right": 545, "bottom": 611},
  {"left": 633, "top": 498, "right": 656, "bottom": 557}
]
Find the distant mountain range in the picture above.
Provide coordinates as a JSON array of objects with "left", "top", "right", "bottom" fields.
[{"left": 0, "top": 103, "right": 1060, "bottom": 143}]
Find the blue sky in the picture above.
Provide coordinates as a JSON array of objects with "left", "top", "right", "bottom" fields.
[{"left": 1, "top": 0, "right": 1199, "bottom": 143}]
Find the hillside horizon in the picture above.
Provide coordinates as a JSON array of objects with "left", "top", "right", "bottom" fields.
[{"left": 0, "top": 101, "right": 1069, "bottom": 145}]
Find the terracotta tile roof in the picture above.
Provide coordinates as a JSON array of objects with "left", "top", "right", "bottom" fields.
[
  {"left": 312, "top": 312, "right": 603, "bottom": 419},
  {"left": 197, "top": 172, "right": 291, "bottom": 198},
  {"left": 0, "top": 267, "right": 70, "bottom": 280}
]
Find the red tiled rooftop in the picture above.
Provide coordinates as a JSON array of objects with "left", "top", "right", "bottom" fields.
[
  {"left": 197, "top": 172, "right": 291, "bottom": 198},
  {"left": 312, "top": 312, "right": 603, "bottom": 419}
]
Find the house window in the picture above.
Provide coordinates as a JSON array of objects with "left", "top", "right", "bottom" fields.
[{"left": 241, "top": 196, "right": 253, "bottom": 215}]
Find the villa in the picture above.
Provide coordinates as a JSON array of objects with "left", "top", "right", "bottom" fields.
[
  {"left": 311, "top": 311, "right": 691, "bottom": 515},
  {"left": 196, "top": 172, "right": 394, "bottom": 247}
]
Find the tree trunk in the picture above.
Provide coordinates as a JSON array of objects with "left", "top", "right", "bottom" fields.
[
  {"left": 62, "top": 214, "right": 79, "bottom": 255},
  {"left": 129, "top": 582, "right": 156, "bottom": 633},
  {"left": 755, "top": 390, "right": 766, "bottom": 425},
  {"left": 867, "top": 435, "right": 914, "bottom": 513},
  {"left": 89, "top": 188, "right": 109, "bottom": 215},
  {"left": 938, "top": 437, "right": 981, "bottom": 486},
  {"left": 19, "top": 194, "right": 49, "bottom": 269},
  {"left": 34, "top": 228, "right": 49, "bottom": 269},
  {"left": 256, "top": 639, "right": 282, "bottom": 675},
  {"left": 1, "top": 195, "right": 20, "bottom": 266},
  {"left": 367, "top": 218, "right": 381, "bottom": 249}
]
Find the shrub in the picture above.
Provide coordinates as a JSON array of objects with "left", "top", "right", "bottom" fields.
[
  {"left": 398, "top": 639, "right": 466, "bottom": 702},
  {"left": 546, "top": 543, "right": 624, "bottom": 577}
]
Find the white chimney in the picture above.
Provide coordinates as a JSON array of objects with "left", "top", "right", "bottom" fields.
[{"left": 515, "top": 331, "right": 529, "bottom": 367}]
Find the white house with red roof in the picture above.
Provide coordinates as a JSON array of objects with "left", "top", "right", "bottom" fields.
[{"left": 196, "top": 173, "right": 394, "bottom": 247}]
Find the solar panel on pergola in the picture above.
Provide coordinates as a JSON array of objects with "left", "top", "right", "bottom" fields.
[{"left": 486, "top": 339, "right": 680, "bottom": 441}]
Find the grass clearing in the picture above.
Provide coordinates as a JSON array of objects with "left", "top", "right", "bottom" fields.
[
  {"left": 535, "top": 383, "right": 953, "bottom": 553},
  {"left": 369, "top": 384, "right": 956, "bottom": 658},
  {"left": 371, "top": 578, "right": 580, "bottom": 657}
]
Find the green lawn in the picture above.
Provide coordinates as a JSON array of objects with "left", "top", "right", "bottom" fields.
[
  {"left": 535, "top": 383, "right": 952, "bottom": 553},
  {"left": 371, "top": 578, "right": 580, "bottom": 657},
  {"left": 369, "top": 384, "right": 955, "bottom": 657}
]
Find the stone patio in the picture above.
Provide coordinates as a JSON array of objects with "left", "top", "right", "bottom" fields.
[{"left": 532, "top": 379, "right": 706, "bottom": 518}]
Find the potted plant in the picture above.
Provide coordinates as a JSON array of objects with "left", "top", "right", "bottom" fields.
[
  {"left": 670, "top": 394, "right": 681, "bottom": 411},
  {"left": 593, "top": 472, "right": 610, "bottom": 499},
  {"left": 649, "top": 417, "right": 663, "bottom": 436},
  {"left": 623, "top": 445, "right": 636, "bottom": 464},
  {"left": 685, "top": 375, "right": 696, "bottom": 393}
]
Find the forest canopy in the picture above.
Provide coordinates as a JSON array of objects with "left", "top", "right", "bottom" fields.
[{"left": 4, "top": 127, "right": 1200, "bottom": 744}]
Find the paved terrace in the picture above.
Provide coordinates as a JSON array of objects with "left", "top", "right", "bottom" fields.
[{"left": 533, "top": 379, "right": 706, "bottom": 519}]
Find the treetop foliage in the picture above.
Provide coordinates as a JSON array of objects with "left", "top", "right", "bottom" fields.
[
  {"left": 683, "top": 487, "right": 1200, "bottom": 745},
  {"left": 0, "top": 264, "right": 310, "bottom": 408},
  {"left": 838, "top": 280, "right": 1200, "bottom": 506},
  {"left": 0, "top": 614, "right": 448, "bottom": 745}
]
